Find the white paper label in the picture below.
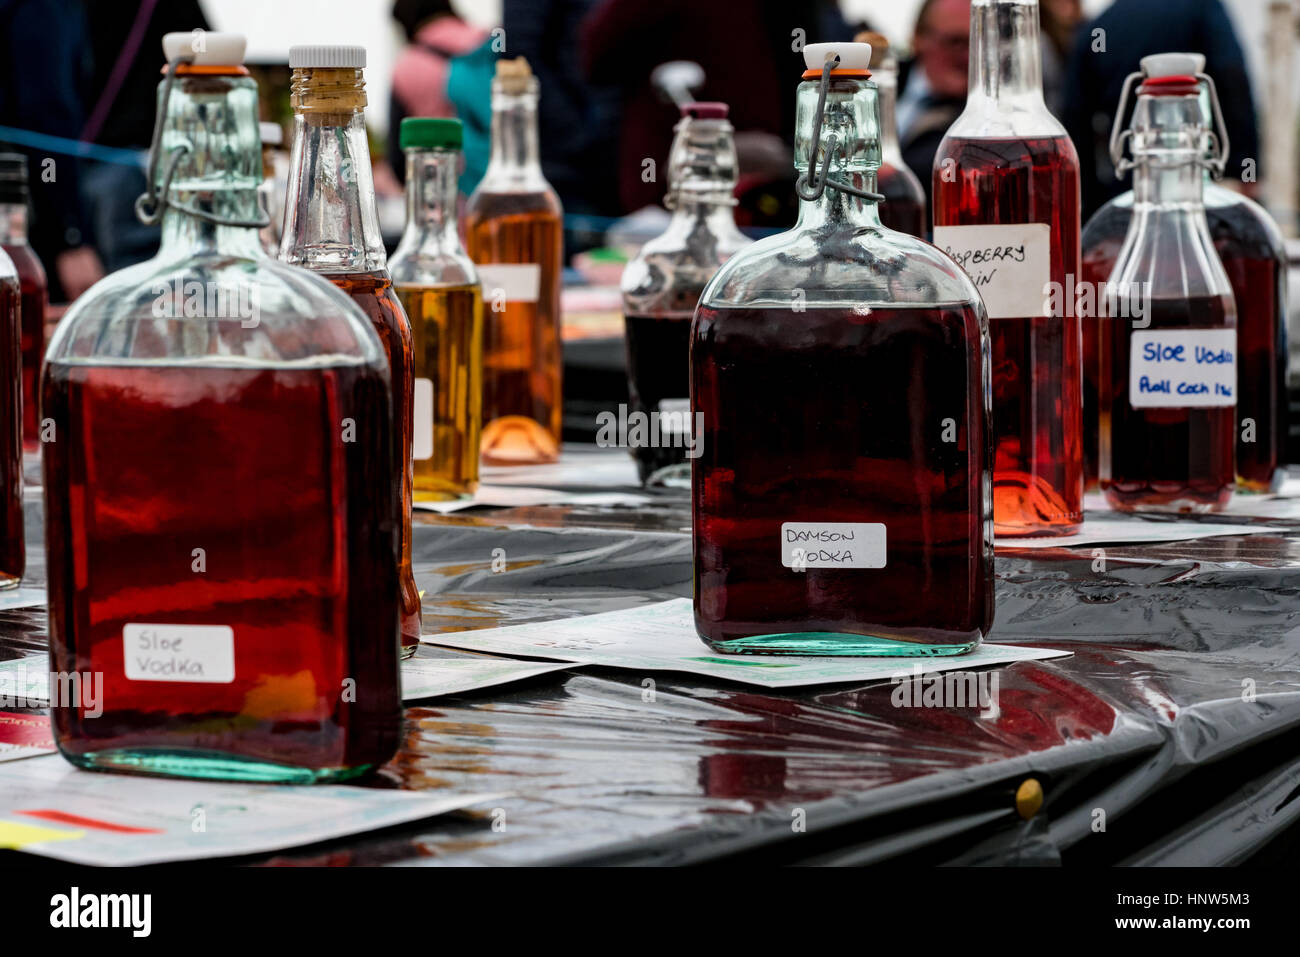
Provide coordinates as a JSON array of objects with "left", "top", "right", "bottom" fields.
[
  {"left": 477, "top": 264, "right": 541, "bottom": 303},
  {"left": 123, "top": 624, "right": 235, "bottom": 683},
  {"left": 657, "top": 398, "right": 690, "bottom": 435},
  {"left": 1129, "top": 329, "right": 1237, "bottom": 408},
  {"left": 413, "top": 378, "right": 434, "bottom": 461},
  {"left": 780, "top": 523, "right": 887, "bottom": 569},
  {"left": 933, "top": 223, "right": 1052, "bottom": 319}
]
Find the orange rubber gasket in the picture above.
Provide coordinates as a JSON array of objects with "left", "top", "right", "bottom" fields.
[
  {"left": 160, "top": 64, "right": 251, "bottom": 76},
  {"left": 800, "top": 68, "right": 872, "bottom": 80}
]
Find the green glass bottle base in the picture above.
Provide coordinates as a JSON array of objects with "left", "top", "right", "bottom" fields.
[
  {"left": 57, "top": 747, "right": 376, "bottom": 784},
  {"left": 702, "top": 631, "right": 980, "bottom": 657}
]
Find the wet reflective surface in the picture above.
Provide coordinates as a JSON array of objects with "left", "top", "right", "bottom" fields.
[{"left": 5, "top": 450, "right": 1300, "bottom": 865}]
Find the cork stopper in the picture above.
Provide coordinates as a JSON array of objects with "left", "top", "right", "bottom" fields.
[
  {"left": 494, "top": 57, "right": 535, "bottom": 95},
  {"left": 855, "top": 31, "right": 895, "bottom": 71}
]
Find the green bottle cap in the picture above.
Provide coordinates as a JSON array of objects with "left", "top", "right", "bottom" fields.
[{"left": 400, "top": 117, "right": 463, "bottom": 151}]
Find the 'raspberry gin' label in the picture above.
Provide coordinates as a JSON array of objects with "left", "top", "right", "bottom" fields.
[
  {"left": 123, "top": 624, "right": 236, "bottom": 683},
  {"left": 933, "top": 223, "right": 1051, "bottom": 319},
  {"left": 780, "top": 523, "right": 887, "bottom": 569}
]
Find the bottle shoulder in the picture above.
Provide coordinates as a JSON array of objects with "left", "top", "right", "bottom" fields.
[
  {"left": 390, "top": 239, "right": 479, "bottom": 288},
  {"left": 699, "top": 222, "right": 982, "bottom": 310},
  {"left": 467, "top": 183, "right": 563, "bottom": 220},
  {"left": 46, "top": 252, "right": 387, "bottom": 368}
]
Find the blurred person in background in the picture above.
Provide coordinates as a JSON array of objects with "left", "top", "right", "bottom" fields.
[
  {"left": 1064, "top": 0, "right": 1260, "bottom": 219},
  {"left": 0, "top": 0, "right": 102, "bottom": 301},
  {"left": 82, "top": 0, "right": 211, "bottom": 273},
  {"left": 508, "top": 0, "right": 622, "bottom": 257},
  {"left": 898, "top": 0, "right": 971, "bottom": 225},
  {"left": 581, "top": 0, "right": 851, "bottom": 223},
  {"left": 388, "top": 0, "right": 489, "bottom": 190},
  {"left": 1040, "top": 0, "right": 1083, "bottom": 117}
]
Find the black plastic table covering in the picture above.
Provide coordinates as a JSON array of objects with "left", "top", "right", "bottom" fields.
[{"left": 3, "top": 448, "right": 1299, "bottom": 866}]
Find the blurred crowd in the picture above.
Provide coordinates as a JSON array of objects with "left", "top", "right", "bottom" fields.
[{"left": 0, "top": 0, "right": 1264, "bottom": 301}]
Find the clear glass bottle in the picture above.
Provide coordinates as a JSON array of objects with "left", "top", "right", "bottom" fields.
[
  {"left": 257, "top": 121, "right": 287, "bottom": 256},
  {"left": 1083, "top": 54, "right": 1286, "bottom": 494},
  {"left": 1099, "top": 54, "right": 1236, "bottom": 512},
  {"left": 466, "top": 57, "right": 564, "bottom": 466},
  {"left": 857, "top": 33, "right": 926, "bottom": 237},
  {"left": 280, "top": 45, "right": 421, "bottom": 656},
  {"left": 390, "top": 117, "right": 484, "bottom": 501},
  {"left": 620, "top": 101, "right": 750, "bottom": 487},
  {"left": 0, "top": 154, "right": 47, "bottom": 450},
  {"left": 693, "top": 41, "right": 993, "bottom": 656},
  {"left": 0, "top": 245, "right": 20, "bottom": 590},
  {"left": 932, "top": 0, "right": 1083, "bottom": 537},
  {"left": 42, "top": 33, "right": 402, "bottom": 781}
]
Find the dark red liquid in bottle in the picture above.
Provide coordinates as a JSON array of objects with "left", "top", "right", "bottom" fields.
[
  {"left": 0, "top": 242, "right": 45, "bottom": 450},
  {"left": 877, "top": 163, "right": 925, "bottom": 237},
  {"left": 691, "top": 303, "right": 992, "bottom": 652},
  {"left": 328, "top": 270, "right": 421, "bottom": 656},
  {"left": 0, "top": 275, "right": 22, "bottom": 588},
  {"left": 932, "top": 136, "right": 1083, "bottom": 535},
  {"left": 42, "top": 360, "right": 403, "bottom": 777},
  {"left": 1083, "top": 195, "right": 1286, "bottom": 492},
  {"left": 624, "top": 312, "right": 692, "bottom": 483},
  {"left": 1100, "top": 296, "right": 1235, "bottom": 511}
]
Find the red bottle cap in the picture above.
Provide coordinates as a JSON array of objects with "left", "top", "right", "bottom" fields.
[{"left": 683, "top": 102, "right": 728, "bottom": 120}]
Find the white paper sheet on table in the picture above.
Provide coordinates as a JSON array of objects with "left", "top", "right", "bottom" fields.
[
  {"left": 0, "top": 755, "right": 503, "bottom": 865},
  {"left": 481, "top": 446, "right": 641, "bottom": 488},
  {"left": 0, "top": 585, "right": 45, "bottom": 611},
  {"left": 402, "top": 655, "right": 573, "bottom": 700},
  {"left": 3, "top": 652, "right": 572, "bottom": 706},
  {"left": 423, "top": 598, "right": 1069, "bottom": 689},
  {"left": 1000, "top": 513, "right": 1283, "bottom": 549},
  {"left": 415, "top": 485, "right": 650, "bottom": 513}
]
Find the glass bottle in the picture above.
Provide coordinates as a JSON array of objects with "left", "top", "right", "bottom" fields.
[
  {"left": 1099, "top": 54, "right": 1236, "bottom": 512},
  {"left": 620, "top": 101, "right": 750, "bottom": 487},
  {"left": 932, "top": 0, "right": 1082, "bottom": 536},
  {"left": 280, "top": 45, "right": 421, "bottom": 656},
  {"left": 42, "top": 33, "right": 402, "bottom": 781},
  {"left": 0, "top": 154, "right": 47, "bottom": 450},
  {"left": 0, "top": 246, "right": 20, "bottom": 590},
  {"left": 257, "top": 121, "right": 287, "bottom": 256},
  {"left": 466, "top": 57, "right": 564, "bottom": 466},
  {"left": 857, "top": 32, "right": 926, "bottom": 237},
  {"left": 390, "top": 117, "right": 484, "bottom": 501},
  {"left": 1083, "top": 54, "right": 1287, "bottom": 494},
  {"left": 692, "top": 41, "right": 993, "bottom": 656}
]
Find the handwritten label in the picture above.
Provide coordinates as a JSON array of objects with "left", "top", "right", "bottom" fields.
[
  {"left": 780, "top": 523, "right": 887, "bottom": 569},
  {"left": 1129, "top": 329, "right": 1236, "bottom": 409},
  {"left": 123, "top": 624, "right": 235, "bottom": 683},
  {"left": 933, "top": 223, "right": 1051, "bottom": 319},
  {"left": 413, "top": 378, "right": 434, "bottom": 461},
  {"left": 477, "top": 264, "right": 540, "bottom": 303}
]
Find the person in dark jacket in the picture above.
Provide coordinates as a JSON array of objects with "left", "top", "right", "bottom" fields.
[{"left": 1064, "top": 0, "right": 1260, "bottom": 220}]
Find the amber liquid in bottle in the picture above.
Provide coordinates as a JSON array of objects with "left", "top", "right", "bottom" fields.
[
  {"left": 466, "top": 197, "right": 563, "bottom": 465},
  {"left": 0, "top": 241, "right": 44, "bottom": 450},
  {"left": 329, "top": 271, "right": 421, "bottom": 654},
  {"left": 395, "top": 282, "right": 484, "bottom": 499},
  {"left": 0, "top": 274, "right": 21, "bottom": 589},
  {"left": 43, "top": 361, "right": 403, "bottom": 776},
  {"left": 933, "top": 136, "right": 1084, "bottom": 535}
]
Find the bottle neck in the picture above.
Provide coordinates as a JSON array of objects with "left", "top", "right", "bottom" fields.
[
  {"left": 155, "top": 70, "right": 266, "bottom": 261},
  {"left": 0, "top": 202, "right": 29, "bottom": 245},
  {"left": 482, "top": 83, "right": 546, "bottom": 189},
  {"left": 874, "top": 66, "right": 904, "bottom": 162},
  {"left": 794, "top": 75, "right": 883, "bottom": 229},
  {"left": 281, "top": 67, "right": 387, "bottom": 273},
  {"left": 967, "top": 0, "right": 1047, "bottom": 111},
  {"left": 665, "top": 116, "right": 741, "bottom": 226},
  {"left": 399, "top": 147, "right": 462, "bottom": 253}
]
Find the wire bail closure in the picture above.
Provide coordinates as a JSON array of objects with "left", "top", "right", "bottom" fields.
[
  {"left": 795, "top": 52, "right": 886, "bottom": 205},
  {"left": 1108, "top": 69, "right": 1230, "bottom": 180},
  {"left": 134, "top": 56, "right": 271, "bottom": 229}
]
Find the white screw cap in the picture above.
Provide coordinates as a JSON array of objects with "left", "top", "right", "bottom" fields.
[
  {"left": 803, "top": 41, "right": 872, "bottom": 72},
  {"left": 162, "top": 31, "right": 246, "bottom": 66},
  {"left": 1141, "top": 53, "right": 1205, "bottom": 78},
  {"left": 289, "top": 45, "right": 366, "bottom": 69}
]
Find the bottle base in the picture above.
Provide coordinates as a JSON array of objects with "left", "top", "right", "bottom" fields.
[
  {"left": 0, "top": 574, "right": 19, "bottom": 591},
  {"left": 481, "top": 415, "right": 560, "bottom": 466},
  {"left": 56, "top": 747, "right": 379, "bottom": 784},
  {"left": 701, "top": 631, "right": 981, "bottom": 657},
  {"left": 1103, "top": 485, "right": 1231, "bottom": 513}
]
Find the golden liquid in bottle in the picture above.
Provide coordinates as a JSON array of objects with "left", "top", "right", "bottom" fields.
[
  {"left": 395, "top": 282, "right": 484, "bottom": 500},
  {"left": 465, "top": 194, "right": 563, "bottom": 465}
]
